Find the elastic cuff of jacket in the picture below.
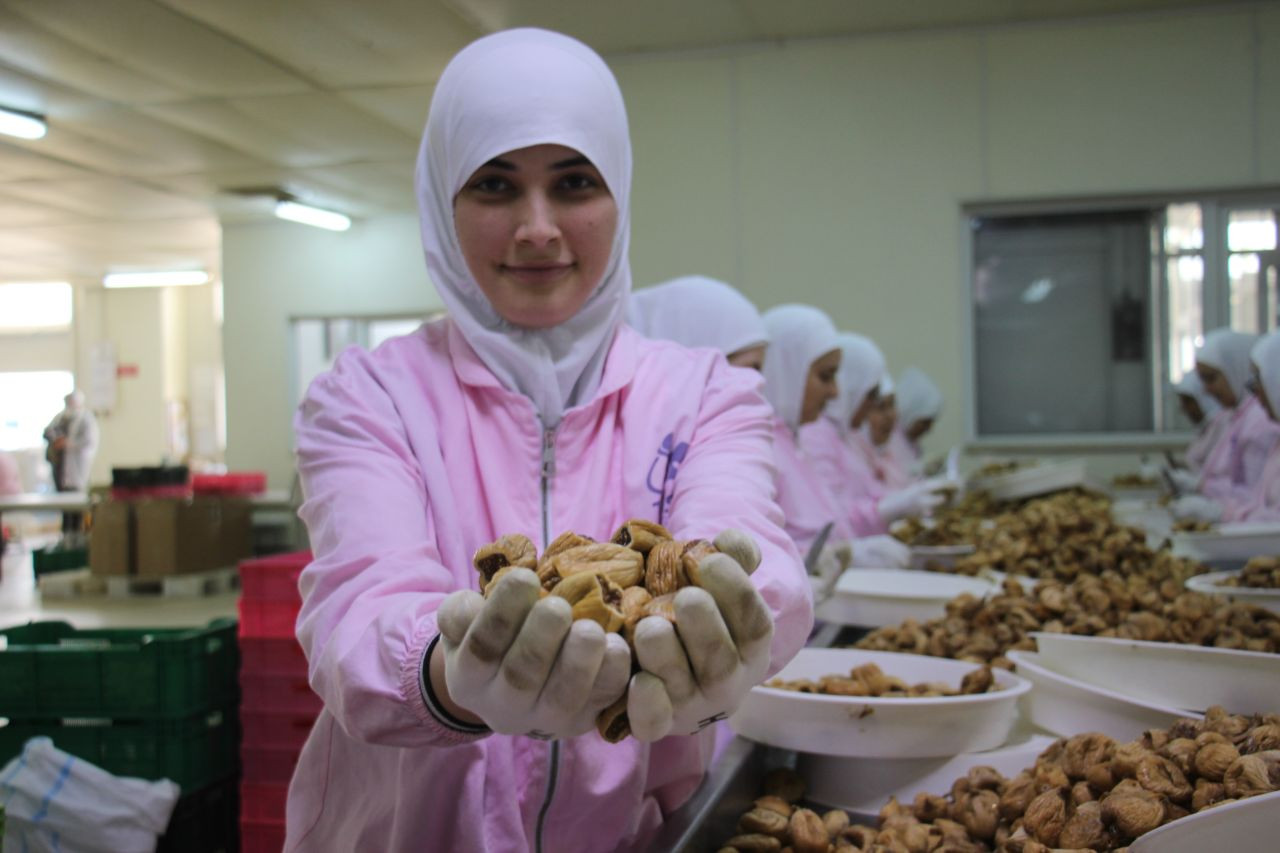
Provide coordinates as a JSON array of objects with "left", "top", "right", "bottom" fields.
[{"left": 420, "top": 634, "right": 490, "bottom": 735}]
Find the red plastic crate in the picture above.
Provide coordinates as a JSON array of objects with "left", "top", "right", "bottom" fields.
[
  {"left": 238, "top": 598, "right": 301, "bottom": 640},
  {"left": 240, "top": 636, "right": 308, "bottom": 675},
  {"left": 240, "top": 818, "right": 286, "bottom": 853},
  {"left": 193, "top": 472, "right": 267, "bottom": 496},
  {"left": 241, "top": 744, "right": 305, "bottom": 786},
  {"left": 241, "top": 709, "right": 318, "bottom": 751},
  {"left": 240, "top": 782, "right": 289, "bottom": 823},
  {"left": 238, "top": 552, "right": 311, "bottom": 603},
  {"left": 240, "top": 671, "right": 323, "bottom": 715}
]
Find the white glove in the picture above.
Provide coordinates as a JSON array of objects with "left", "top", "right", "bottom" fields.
[
  {"left": 1171, "top": 495, "right": 1223, "bottom": 523},
  {"left": 878, "top": 478, "right": 949, "bottom": 524},
  {"left": 850, "top": 534, "right": 912, "bottom": 568},
  {"left": 811, "top": 541, "right": 853, "bottom": 601},
  {"left": 1164, "top": 467, "right": 1200, "bottom": 494},
  {"left": 626, "top": 530, "right": 774, "bottom": 742},
  {"left": 437, "top": 568, "right": 631, "bottom": 739}
]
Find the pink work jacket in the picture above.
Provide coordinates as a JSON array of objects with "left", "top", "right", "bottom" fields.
[
  {"left": 799, "top": 416, "right": 887, "bottom": 537},
  {"left": 1185, "top": 409, "right": 1230, "bottom": 473},
  {"left": 1224, "top": 445, "right": 1280, "bottom": 523},
  {"left": 1198, "top": 395, "right": 1280, "bottom": 505},
  {"left": 770, "top": 417, "right": 854, "bottom": 559},
  {"left": 286, "top": 319, "right": 812, "bottom": 853}
]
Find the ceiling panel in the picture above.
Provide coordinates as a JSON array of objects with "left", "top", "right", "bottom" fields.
[
  {"left": 0, "top": 62, "right": 99, "bottom": 118},
  {"left": 0, "top": 190, "right": 83, "bottom": 227},
  {"left": 5, "top": 0, "right": 311, "bottom": 99},
  {"left": 223, "top": 91, "right": 419, "bottom": 163},
  {"left": 0, "top": 141, "right": 92, "bottom": 182},
  {"left": 339, "top": 85, "right": 434, "bottom": 137},
  {"left": 2, "top": 176, "right": 212, "bottom": 221},
  {"left": 154, "top": 0, "right": 478, "bottom": 88}
]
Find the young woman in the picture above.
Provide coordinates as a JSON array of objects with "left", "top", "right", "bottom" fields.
[
  {"left": 886, "top": 367, "right": 943, "bottom": 479},
  {"left": 286, "top": 29, "right": 811, "bottom": 852},
  {"left": 1171, "top": 328, "right": 1280, "bottom": 507},
  {"left": 1173, "top": 372, "right": 1227, "bottom": 473},
  {"left": 628, "top": 275, "right": 769, "bottom": 371},
  {"left": 1176, "top": 331, "right": 1280, "bottom": 523},
  {"left": 800, "top": 334, "right": 943, "bottom": 541}
]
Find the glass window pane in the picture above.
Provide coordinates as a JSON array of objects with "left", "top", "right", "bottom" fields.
[
  {"left": 1165, "top": 203, "right": 1203, "bottom": 252},
  {"left": 1167, "top": 254, "right": 1203, "bottom": 383},
  {"left": 0, "top": 371, "right": 76, "bottom": 451},
  {"left": 1227, "top": 209, "right": 1277, "bottom": 252},
  {"left": 368, "top": 318, "right": 424, "bottom": 349},
  {"left": 1229, "top": 252, "right": 1261, "bottom": 333},
  {"left": 0, "top": 282, "right": 73, "bottom": 331}
]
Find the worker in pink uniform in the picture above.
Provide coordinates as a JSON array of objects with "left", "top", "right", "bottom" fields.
[
  {"left": 1171, "top": 328, "right": 1280, "bottom": 516},
  {"left": 285, "top": 29, "right": 812, "bottom": 853},
  {"left": 1173, "top": 372, "right": 1227, "bottom": 473},
  {"left": 800, "top": 334, "right": 946, "bottom": 539},
  {"left": 628, "top": 275, "right": 769, "bottom": 372},
  {"left": 886, "top": 367, "right": 943, "bottom": 482}
]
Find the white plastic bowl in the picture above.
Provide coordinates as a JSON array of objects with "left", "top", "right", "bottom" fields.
[
  {"left": 1185, "top": 569, "right": 1280, "bottom": 616},
  {"left": 729, "top": 648, "right": 1030, "bottom": 758},
  {"left": 798, "top": 724, "right": 1057, "bottom": 819},
  {"left": 969, "top": 459, "right": 1087, "bottom": 501},
  {"left": 1171, "top": 521, "right": 1280, "bottom": 565},
  {"left": 1031, "top": 632, "right": 1280, "bottom": 715},
  {"left": 907, "top": 544, "right": 976, "bottom": 571},
  {"left": 814, "top": 568, "right": 996, "bottom": 628},
  {"left": 1130, "top": 789, "right": 1280, "bottom": 852},
  {"left": 1006, "top": 650, "right": 1194, "bottom": 741}
]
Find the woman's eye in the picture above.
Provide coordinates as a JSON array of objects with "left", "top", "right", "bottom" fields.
[
  {"left": 468, "top": 175, "right": 513, "bottom": 194},
  {"left": 558, "top": 172, "right": 600, "bottom": 192}
]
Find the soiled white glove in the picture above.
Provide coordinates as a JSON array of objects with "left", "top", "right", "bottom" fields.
[
  {"left": 850, "top": 534, "right": 911, "bottom": 568},
  {"left": 438, "top": 569, "right": 631, "bottom": 739},
  {"left": 878, "top": 478, "right": 949, "bottom": 524},
  {"left": 1164, "top": 467, "right": 1200, "bottom": 495},
  {"left": 810, "top": 541, "right": 853, "bottom": 602},
  {"left": 626, "top": 530, "right": 773, "bottom": 742},
  {"left": 1171, "top": 495, "right": 1224, "bottom": 523}
]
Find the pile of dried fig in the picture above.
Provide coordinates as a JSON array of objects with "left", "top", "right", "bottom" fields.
[
  {"left": 716, "top": 707, "right": 1280, "bottom": 852},
  {"left": 471, "top": 519, "right": 718, "bottom": 742},
  {"left": 855, "top": 569, "right": 1280, "bottom": 665},
  {"left": 1220, "top": 556, "right": 1280, "bottom": 589},
  {"left": 767, "top": 662, "right": 1001, "bottom": 698}
]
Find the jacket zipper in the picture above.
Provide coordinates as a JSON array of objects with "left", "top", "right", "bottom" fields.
[{"left": 534, "top": 425, "right": 558, "bottom": 853}]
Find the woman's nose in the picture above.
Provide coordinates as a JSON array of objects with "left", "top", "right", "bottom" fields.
[{"left": 515, "top": 192, "right": 560, "bottom": 247}]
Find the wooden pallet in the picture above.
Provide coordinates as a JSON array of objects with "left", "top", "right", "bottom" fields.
[
  {"left": 105, "top": 566, "right": 240, "bottom": 599},
  {"left": 36, "top": 567, "right": 106, "bottom": 599}
]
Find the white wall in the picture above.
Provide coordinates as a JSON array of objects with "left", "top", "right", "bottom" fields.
[
  {"left": 220, "top": 4, "right": 1280, "bottom": 483},
  {"left": 221, "top": 217, "right": 438, "bottom": 490}
]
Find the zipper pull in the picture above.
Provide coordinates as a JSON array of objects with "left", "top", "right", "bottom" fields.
[{"left": 541, "top": 429, "right": 556, "bottom": 479}]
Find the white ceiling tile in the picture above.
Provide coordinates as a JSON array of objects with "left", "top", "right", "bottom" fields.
[
  {"left": 154, "top": 0, "right": 478, "bottom": 88},
  {"left": 0, "top": 190, "right": 82, "bottom": 227},
  {"left": 6, "top": 0, "right": 311, "bottom": 99},
  {"left": 140, "top": 100, "right": 353, "bottom": 169},
  {"left": 225, "top": 91, "right": 419, "bottom": 163},
  {"left": 338, "top": 86, "right": 434, "bottom": 137},
  {"left": 3, "top": 177, "right": 212, "bottom": 221},
  {"left": 0, "top": 140, "right": 93, "bottom": 182},
  {"left": 0, "top": 62, "right": 99, "bottom": 117}
]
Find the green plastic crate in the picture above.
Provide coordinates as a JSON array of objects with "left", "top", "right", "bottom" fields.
[
  {"left": 31, "top": 546, "right": 88, "bottom": 576},
  {"left": 0, "top": 708, "right": 238, "bottom": 793},
  {"left": 0, "top": 619, "right": 238, "bottom": 719}
]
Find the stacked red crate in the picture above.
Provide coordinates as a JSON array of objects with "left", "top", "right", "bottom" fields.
[{"left": 237, "top": 551, "right": 316, "bottom": 853}]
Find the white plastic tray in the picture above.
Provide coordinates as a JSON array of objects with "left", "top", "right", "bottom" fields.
[
  {"left": 814, "top": 568, "right": 996, "bottom": 628},
  {"left": 1130, "top": 789, "right": 1280, "bottom": 852},
  {"left": 907, "top": 544, "right": 976, "bottom": 571},
  {"left": 1006, "top": 650, "right": 1194, "bottom": 741},
  {"left": 1110, "top": 498, "right": 1174, "bottom": 545},
  {"left": 729, "top": 648, "right": 1030, "bottom": 758},
  {"left": 968, "top": 458, "right": 1087, "bottom": 501},
  {"left": 1185, "top": 569, "right": 1280, "bottom": 616},
  {"left": 1032, "top": 632, "right": 1280, "bottom": 715},
  {"left": 799, "top": 724, "right": 1057, "bottom": 819},
  {"left": 1171, "top": 521, "right": 1280, "bottom": 565}
]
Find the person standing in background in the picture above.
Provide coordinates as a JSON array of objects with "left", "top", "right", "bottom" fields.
[{"left": 42, "top": 390, "right": 97, "bottom": 537}]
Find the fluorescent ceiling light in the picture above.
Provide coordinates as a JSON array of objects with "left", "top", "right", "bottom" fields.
[
  {"left": 0, "top": 107, "right": 47, "bottom": 140},
  {"left": 103, "top": 270, "right": 210, "bottom": 289},
  {"left": 274, "top": 200, "right": 351, "bottom": 232}
]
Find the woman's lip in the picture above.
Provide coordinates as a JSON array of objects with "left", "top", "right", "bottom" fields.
[{"left": 502, "top": 263, "right": 574, "bottom": 284}]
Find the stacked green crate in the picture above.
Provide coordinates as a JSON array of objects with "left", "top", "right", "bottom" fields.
[{"left": 0, "top": 618, "right": 240, "bottom": 851}]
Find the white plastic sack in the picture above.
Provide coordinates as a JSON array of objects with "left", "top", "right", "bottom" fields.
[{"left": 0, "top": 737, "right": 179, "bottom": 853}]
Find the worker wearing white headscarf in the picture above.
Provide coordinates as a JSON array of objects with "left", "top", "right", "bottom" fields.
[
  {"left": 801, "top": 335, "right": 945, "bottom": 539},
  {"left": 1173, "top": 373, "right": 1227, "bottom": 473},
  {"left": 1178, "top": 331, "right": 1280, "bottom": 522},
  {"left": 288, "top": 29, "right": 811, "bottom": 852},
  {"left": 1170, "top": 329, "right": 1280, "bottom": 506},
  {"left": 628, "top": 276, "right": 769, "bottom": 369},
  {"left": 887, "top": 368, "right": 943, "bottom": 475},
  {"left": 762, "top": 310, "right": 910, "bottom": 572}
]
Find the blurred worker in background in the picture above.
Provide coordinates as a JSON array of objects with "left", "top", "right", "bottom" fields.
[
  {"left": 887, "top": 367, "right": 943, "bottom": 480},
  {"left": 42, "top": 390, "right": 97, "bottom": 538},
  {"left": 1173, "top": 372, "right": 1227, "bottom": 473},
  {"left": 628, "top": 275, "right": 769, "bottom": 371}
]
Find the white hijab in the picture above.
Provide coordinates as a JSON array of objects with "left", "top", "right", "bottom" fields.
[
  {"left": 416, "top": 29, "right": 632, "bottom": 427},
  {"left": 1253, "top": 331, "right": 1280, "bottom": 417},
  {"left": 896, "top": 367, "right": 944, "bottom": 429},
  {"left": 761, "top": 305, "right": 839, "bottom": 431},
  {"left": 1173, "top": 372, "right": 1221, "bottom": 422},
  {"left": 1197, "top": 328, "right": 1259, "bottom": 403},
  {"left": 826, "top": 333, "right": 886, "bottom": 439},
  {"left": 628, "top": 276, "right": 768, "bottom": 356}
]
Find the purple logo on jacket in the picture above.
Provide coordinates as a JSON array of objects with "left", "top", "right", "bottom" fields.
[{"left": 646, "top": 433, "right": 688, "bottom": 524}]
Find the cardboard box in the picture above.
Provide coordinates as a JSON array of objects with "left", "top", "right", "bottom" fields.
[
  {"left": 89, "top": 499, "right": 133, "bottom": 576},
  {"left": 135, "top": 496, "right": 253, "bottom": 577}
]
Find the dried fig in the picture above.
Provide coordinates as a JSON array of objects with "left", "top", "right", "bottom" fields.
[
  {"left": 1223, "top": 751, "right": 1280, "bottom": 798},
  {"left": 739, "top": 808, "right": 789, "bottom": 839},
  {"left": 473, "top": 534, "right": 537, "bottom": 585},
  {"left": 1023, "top": 789, "right": 1067, "bottom": 846},
  {"left": 1059, "top": 800, "right": 1108, "bottom": 849},
  {"left": 1194, "top": 742, "right": 1241, "bottom": 783},
  {"left": 644, "top": 539, "right": 689, "bottom": 596},
  {"left": 610, "top": 518, "right": 671, "bottom": 553},
  {"left": 787, "top": 808, "right": 828, "bottom": 853},
  {"left": 1101, "top": 788, "right": 1164, "bottom": 838}
]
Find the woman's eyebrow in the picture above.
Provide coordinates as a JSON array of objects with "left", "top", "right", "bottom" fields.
[
  {"left": 482, "top": 157, "right": 517, "bottom": 171},
  {"left": 552, "top": 155, "right": 590, "bottom": 169}
]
